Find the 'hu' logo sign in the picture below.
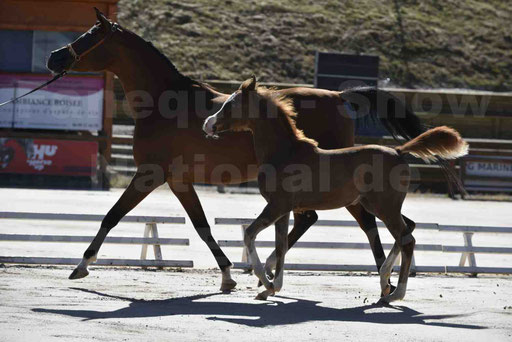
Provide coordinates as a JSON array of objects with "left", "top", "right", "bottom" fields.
[{"left": 27, "top": 144, "right": 58, "bottom": 171}]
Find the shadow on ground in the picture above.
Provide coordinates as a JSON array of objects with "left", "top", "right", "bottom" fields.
[{"left": 32, "top": 288, "right": 485, "bottom": 329}]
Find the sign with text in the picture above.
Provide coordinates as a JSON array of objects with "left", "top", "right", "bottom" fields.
[
  {"left": 465, "top": 159, "right": 512, "bottom": 178},
  {"left": 0, "top": 138, "right": 97, "bottom": 176},
  {"left": 0, "top": 74, "right": 104, "bottom": 131}
]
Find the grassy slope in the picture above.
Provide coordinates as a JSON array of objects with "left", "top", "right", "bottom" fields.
[{"left": 117, "top": 0, "right": 512, "bottom": 90}]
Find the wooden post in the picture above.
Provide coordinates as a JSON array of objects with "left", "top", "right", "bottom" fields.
[
  {"left": 140, "top": 223, "right": 151, "bottom": 261},
  {"left": 140, "top": 223, "right": 163, "bottom": 268},
  {"left": 459, "top": 232, "right": 477, "bottom": 276},
  {"left": 150, "top": 223, "right": 163, "bottom": 269}
]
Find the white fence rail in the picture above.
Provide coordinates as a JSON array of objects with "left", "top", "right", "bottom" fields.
[
  {"left": 215, "top": 218, "right": 512, "bottom": 275},
  {"left": 0, "top": 212, "right": 193, "bottom": 268}
]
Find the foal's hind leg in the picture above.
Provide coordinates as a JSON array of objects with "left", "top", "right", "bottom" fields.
[
  {"left": 346, "top": 204, "right": 386, "bottom": 270},
  {"left": 346, "top": 203, "right": 398, "bottom": 290},
  {"left": 69, "top": 171, "right": 163, "bottom": 279},
  {"left": 377, "top": 219, "right": 414, "bottom": 296},
  {"left": 379, "top": 215, "right": 416, "bottom": 304},
  {"left": 379, "top": 242, "right": 401, "bottom": 296}
]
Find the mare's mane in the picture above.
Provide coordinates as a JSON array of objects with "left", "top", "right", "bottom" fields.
[
  {"left": 256, "top": 87, "right": 319, "bottom": 147},
  {"left": 118, "top": 24, "right": 215, "bottom": 91}
]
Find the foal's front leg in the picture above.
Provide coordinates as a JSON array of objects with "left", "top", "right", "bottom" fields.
[
  {"left": 272, "top": 212, "right": 290, "bottom": 294},
  {"left": 243, "top": 204, "right": 289, "bottom": 300}
]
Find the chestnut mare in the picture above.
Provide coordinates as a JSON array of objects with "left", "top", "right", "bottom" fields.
[
  {"left": 203, "top": 77, "right": 468, "bottom": 302},
  {"left": 47, "top": 9, "right": 445, "bottom": 291}
]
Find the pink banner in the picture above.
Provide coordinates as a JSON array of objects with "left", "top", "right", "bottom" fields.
[{"left": 0, "top": 74, "right": 104, "bottom": 131}]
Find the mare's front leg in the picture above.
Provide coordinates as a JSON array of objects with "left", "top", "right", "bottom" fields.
[
  {"left": 168, "top": 180, "right": 236, "bottom": 291},
  {"left": 244, "top": 204, "right": 290, "bottom": 300},
  {"left": 69, "top": 170, "right": 164, "bottom": 279}
]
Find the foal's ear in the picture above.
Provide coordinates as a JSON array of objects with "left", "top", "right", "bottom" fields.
[
  {"left": 94, "top": 7, "right": 112, "bottom": 29},
  {"left": 240, "top": 75, "right": 257, "bottom": 92}
]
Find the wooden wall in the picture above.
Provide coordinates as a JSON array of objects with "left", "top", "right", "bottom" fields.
[
  {"left": 0, "top": 0, "right": 119, "bottom": 162},
  {"left": 0, "top": 0, "right": 118, "bottom": 32}
]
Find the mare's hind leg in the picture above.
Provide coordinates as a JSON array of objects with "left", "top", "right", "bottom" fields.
[
  {"left": 379, "top": 215, "right": 416, "bottom": 304},
  {"left": 69, "top": 171, "right": 164, "bottom": 279},
  {"left": 168, "top": 180, "right": 236, "bottom": 291},
  {"left": 263, "top": 210, "right": 318, "bottom": 280}
]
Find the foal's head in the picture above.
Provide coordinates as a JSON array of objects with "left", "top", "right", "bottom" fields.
[
  {"left": 47, "top": 8, "right": 120, "bottom": 74},
  {"left": 203, "top": 76, "right": 317, "bottom": 146},
  {"left": 203, "top": 76, "right": 260, "bottom": 137}
]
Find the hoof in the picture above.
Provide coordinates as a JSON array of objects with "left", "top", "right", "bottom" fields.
[
  {"left": 69, "top": 267, "right": 89, "bottom": 280},
  {"left": 378, "top": 288, "right": 404, "bottom": 305},
  {"left": 255, "top": 292, "right": 269, "bottom": 301},
  {"left": 380, "top": 284, "right": 391, "bottom": 297},
  {"left": 377, "top": 293, "right": 400, "bottom": 306},
  {"left": 376, "top": 297, "right": 391, "bottom": 306},
  {"left": 220, "top": 279, "right": 237, "bottom": 292},
  {"left": 255, "top": 289, "right": 274, "bottom": 301},
  {"left": 265, "top": 269, "right": 275, "bottom": 280}
]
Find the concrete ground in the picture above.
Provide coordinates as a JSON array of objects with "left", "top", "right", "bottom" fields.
[
  {"left": 0, "top": 187, "right": 511, "bottom": 341},
  {"left": 1, "top": 267, "right": 511, "bottom": 342}
]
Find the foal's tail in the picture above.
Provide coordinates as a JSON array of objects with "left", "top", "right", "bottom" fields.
[{"left": 395, "top": 126, "right": 469, "bottom": 163}]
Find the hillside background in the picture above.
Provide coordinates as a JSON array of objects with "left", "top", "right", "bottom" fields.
[{"left": 117, "top": 0, "right": 512, "bottom": 91}]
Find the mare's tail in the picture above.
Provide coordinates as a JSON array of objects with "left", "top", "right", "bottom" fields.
[
  {"left": 395, "top": 126, "right": 469, "bottom": 163},
  {"left": 339, "top": 87, "right": 424, "bottom": 141},
  {"left": 340, "top": 87, "right": 468, "bottom": 195}
]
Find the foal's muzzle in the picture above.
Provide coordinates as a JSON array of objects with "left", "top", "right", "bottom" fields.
[{"left": 203, "top": 116, "right": 219, "bottom": 139}]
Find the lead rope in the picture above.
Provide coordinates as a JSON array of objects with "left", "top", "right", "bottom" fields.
[{"left": 0, "top": 71, "right": 67, "bottom": 107}]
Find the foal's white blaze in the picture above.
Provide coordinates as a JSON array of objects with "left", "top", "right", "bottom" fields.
[
  {"left": 203, "top": 115, "right": 217, "bottom": 137},
  {"left": 203, "top": 92, "right": 237, "bottom": 137}
]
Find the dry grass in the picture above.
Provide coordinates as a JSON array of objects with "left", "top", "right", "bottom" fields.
[{"left": 116, "top": 0, "right": 511, "bottom": 90}]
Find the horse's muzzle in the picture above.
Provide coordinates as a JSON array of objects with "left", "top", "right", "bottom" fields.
[
  {"left": 203, "top": 116, "right": 219, "bottom": 138},
  {"left": 47, "top": 47, "right": 74, "bottom": 74}
]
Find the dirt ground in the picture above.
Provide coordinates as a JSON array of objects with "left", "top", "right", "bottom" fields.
[
  {"left": 0, "top": 187, "right": 511, "bottom": 341},
  {"left": 1, "top": 266, "right": 511, "bottom": 342}
]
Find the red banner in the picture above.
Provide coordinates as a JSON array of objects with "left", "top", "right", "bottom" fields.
[{"left": 0, "top": 138, "right": 97, "bottom": 176}]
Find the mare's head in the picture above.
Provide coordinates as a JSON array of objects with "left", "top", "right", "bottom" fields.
[
  {"left": 47, "top": 8, "right": 119, "bottom": 74},
  {"left": 203, "top": 76, "right": 273, "bottom": 137}
]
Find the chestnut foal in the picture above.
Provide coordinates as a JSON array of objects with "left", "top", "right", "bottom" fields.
[{"left": 203, "top": 77, "right": 468, "bottom": 303}]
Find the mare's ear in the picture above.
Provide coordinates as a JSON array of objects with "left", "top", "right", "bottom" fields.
[
  {"left": 240, "top": 75, "right": 257, "bottom": 92},
  {"left": 94, "top": 7, "right": 112, "bottom": 29}
]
